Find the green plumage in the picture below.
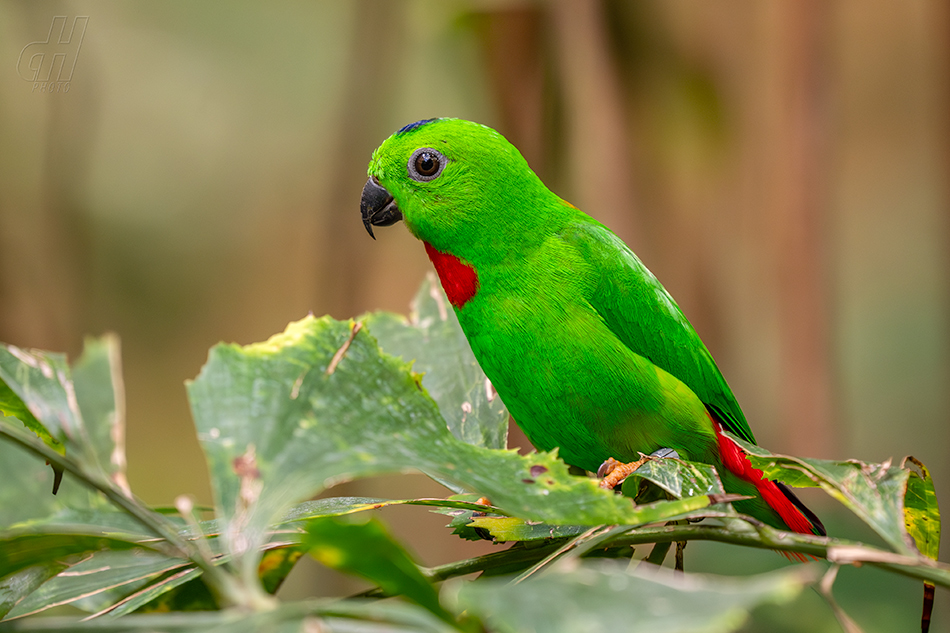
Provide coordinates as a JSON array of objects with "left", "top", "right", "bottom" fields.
[{"left": 363, "top": 118, "right": 810, "bottom": 532}]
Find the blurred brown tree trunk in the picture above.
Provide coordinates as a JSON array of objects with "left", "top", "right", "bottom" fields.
[
  {"left": 0, "top": 3, "right": 92, "bottom": 356},
  {"left": 319, "top": 0, "right": 409, "bottom": 319},
  {"left": 764, "top": 0, "right": 836, "bottom": 458},
  {"left": 473, "top": 7, "right": 548, "bottom": 177},
  {"left": 549, "top": 0, "right": 640, "bottom": 247},
  {"left": 474, "top": 0, "right": 641, "bottom": 248}
]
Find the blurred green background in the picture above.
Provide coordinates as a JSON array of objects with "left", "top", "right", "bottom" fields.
[{"left": 1, "top": 1, "right": 948, "bottom": 630}]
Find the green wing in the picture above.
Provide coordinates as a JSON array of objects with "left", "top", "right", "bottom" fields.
[{"left": 562, "top": 219, "right": 756, "bottom": 445}]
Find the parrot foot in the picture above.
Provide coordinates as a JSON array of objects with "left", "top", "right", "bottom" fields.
[
  {"left": 597, "top": 455, "right": 648, "bottom": 489},
  {"left": 597, "top": 448, "right": 681, "bottom": 490}
]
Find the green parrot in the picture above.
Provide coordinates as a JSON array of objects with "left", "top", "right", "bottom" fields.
[{"left": 360, "top": 117, "right": 824, "bottom": 536}]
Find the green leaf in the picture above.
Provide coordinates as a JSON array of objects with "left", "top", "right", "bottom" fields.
[
  {"left": 0, "top": 345, "right": 78, "bottom": 450},
  {"left": 0, "top": 563, "right": 66, "bottom": 620},
  {"left": 450, "top": 561, "right": 815, "bottom": 633},
  {"left": 438, "top": 458, "right": 734, "bottom": 544},
  {"left": 0, "top": 386, "right": 60, "bottom": 457},
  {"left": 0, "top": 511, "right": 167, "bottom": 613},
  {"left": 4, "top": 498, "right": 422, "bottom": 617},
  {"left": 0, "top": 434, "right": 98, "bottom": 528},
  {"left": 0, "top": 527, "right": 153, "bottom": 582},
  {"left": 19, "top": 502, "right": 475, "bottom": 619},
  {"left": 313, "top": 600, "right": 461, "bottom": 633},
  {"left": 737, "top": 434, "right": 917, "bottom": 555},
  {"left": 4, "top": 549, "right": 189, "bottom": 619},
  {"left": 15, "top": 508, "right": 165, "bottom": 537},
  {"left": 449, "top": 512, "right": 588, "bottom": 542},
  {"left": 0, "top": 600, "right": 461, "bottom": 632},
  {"left": 362, "top": 274, "right": 509, "bottom": 449},
  {"left": 620, "top": 457, "right": 725, "bottom": 499},
  {"left": 453, "top": 493, "right": 734, "bottom": 543},
  {"left": 188, "top": 315, "right": 734, "bottom": 580},
  {"left": 304, "top": 515, "right": 454, "bottom": 625},
  {"left": 122, "top": 572, "right": 218, "bottom": 616},
  {"left": 257, "top": 545, "right": 305, "bottom": 595},
  {"left": 0, "top": 345, "right": 71, "bottom": 493},
  {"left": 0, "top": 336, "right": 130, "bottom": 528},
  {"left": 902, "top": 456, "right": 940, "bottom": 562},
  {"left": 0, "top": 336, "right": 127, "bottom": 474},
  {"left": 280, "top": 496, "right": 510, "bottom": 524},
  {"left": 116, "top": 544, "right": 301, "bottom": 616},
  {"left": 71, "top": 335, "right": 128, "bottom": 491}
]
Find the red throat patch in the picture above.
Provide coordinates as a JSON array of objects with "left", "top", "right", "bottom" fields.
[{"left": 423, "top": 242, "right": 479, "bottom": 308}]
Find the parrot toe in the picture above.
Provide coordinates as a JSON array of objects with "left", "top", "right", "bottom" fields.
[
  {"left": 598, "top": 455, "right": 648, "bottom": 489},
  {"left": 596, "top": 457, "right": 622, "bottom": 479}
]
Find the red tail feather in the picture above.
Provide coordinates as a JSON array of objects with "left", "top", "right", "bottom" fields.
[{"left": 710, "top": 418, "right": 816, "bottom": 536}]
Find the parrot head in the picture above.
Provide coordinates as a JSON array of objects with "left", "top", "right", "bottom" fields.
[{"left": 360, "top": 118, "right": 564, "bottom": 264}]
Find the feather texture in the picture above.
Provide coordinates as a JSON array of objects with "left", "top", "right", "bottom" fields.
[{"left": 366, "top": 118, "right": 823, "bottom": 536}]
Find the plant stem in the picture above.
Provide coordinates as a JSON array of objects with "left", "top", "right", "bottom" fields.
[{"left": 423, "top": 523, "right": 950, "bottom": 590}]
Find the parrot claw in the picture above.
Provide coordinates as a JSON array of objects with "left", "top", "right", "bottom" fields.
[
  {"left": 650, "top": 447, "right": 680, "bottom": 460},
  {"left": 597, "top": 448, "right": 680, "bottom": 490},
  {"left": 596, "top": 457, "right": 623, "bottom": 479}
]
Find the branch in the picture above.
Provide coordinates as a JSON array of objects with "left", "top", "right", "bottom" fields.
[{"left": 423, "top": 522, "right": 950, "bottom": 590}]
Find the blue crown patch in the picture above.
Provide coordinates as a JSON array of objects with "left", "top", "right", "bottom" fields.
[{"left": 396, "top": 118, "right": 437, "bottom": 135}]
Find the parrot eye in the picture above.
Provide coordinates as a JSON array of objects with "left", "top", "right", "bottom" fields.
[{"left": 408, "top": 148, "right": 447, "bottom": 182}]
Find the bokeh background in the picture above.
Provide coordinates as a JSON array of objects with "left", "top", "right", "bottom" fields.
[{"left": 1, "top": 1, "right": 948, "bottom": 631}]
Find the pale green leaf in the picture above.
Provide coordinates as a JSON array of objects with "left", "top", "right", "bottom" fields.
[
  {"left": 0, "top": 336, "right": 129, "bottom": 528},
  {"left": 450, "top": 561, "right": 815, "bottom": 633},
  {"left": 0, "top": 434, "right": 100, "bottom": 529},
  {"left": 280, "top": 496, "right": 509, "bottom": 524},
  {"left": 362, "top": 274, "right": 508, "bottom": 449},
  {"left": 0, "top": 598, "right": 459, "bottom": 632},
  {"left": 5, "top": 549, "right": 188, "bottom": 619},
  {"left": 0, "top": 563, "right": 66, "bottom": 620},
  {"left": 0, "top": 345, "right": 79, "bottom": 449},
  {"left": 71, "top": 335, "right": 127, "bottom": 490},
  {"left": 0, "top": 527, "right": 154, "bottom": 582}
]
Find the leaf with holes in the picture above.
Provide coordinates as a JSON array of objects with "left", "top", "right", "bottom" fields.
[
  {"left": 739, "top": 435, "right": 917, "bottom": 555},
  {"left": 188, "top": 315, "right": 732, "bottom": 582},
  {"left": 903, "top": 456, "right": 940, "bottom": 562}
]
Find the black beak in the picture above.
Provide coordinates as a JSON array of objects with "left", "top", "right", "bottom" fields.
[{"left": 360, "top": 177, "right": 402, "bottom": 239}]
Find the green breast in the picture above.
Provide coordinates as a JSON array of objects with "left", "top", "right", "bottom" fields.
[{"left": 451, "top": 238, "right": 719, "bottom": 472}]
